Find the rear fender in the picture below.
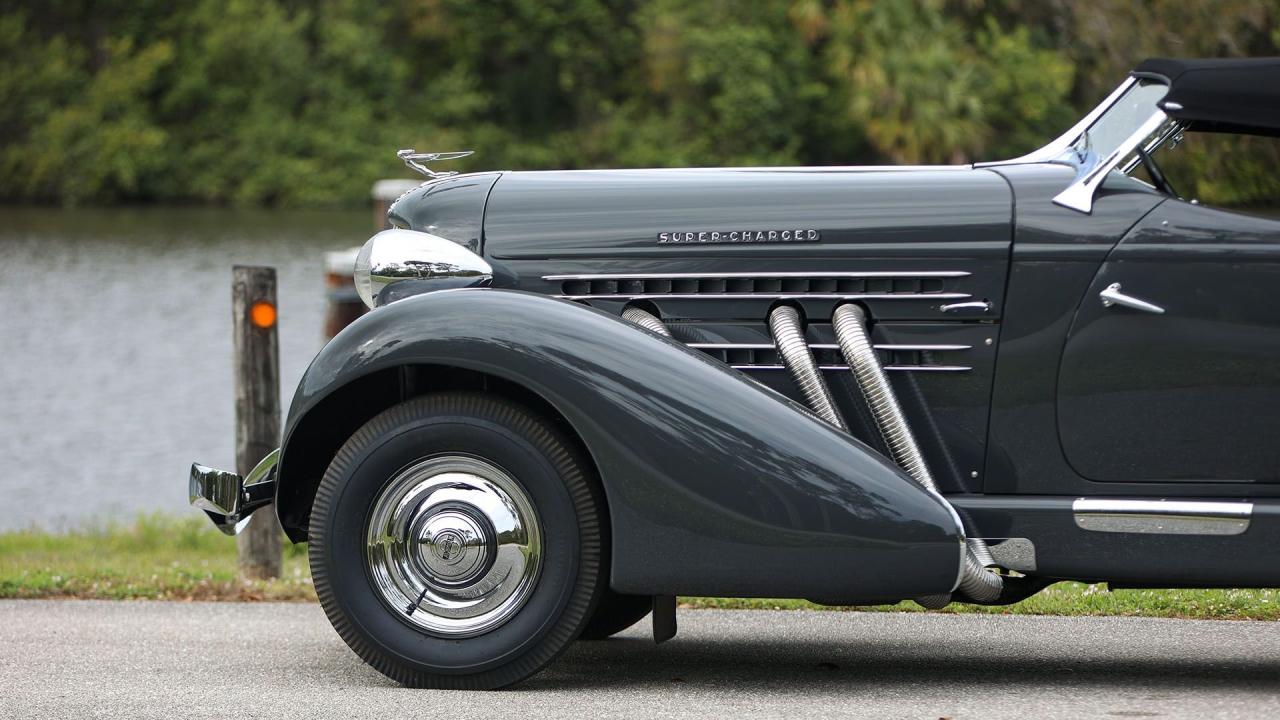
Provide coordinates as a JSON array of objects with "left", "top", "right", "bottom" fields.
[{"left": 279, "top": 289, "right": 963, "bottom": 600}]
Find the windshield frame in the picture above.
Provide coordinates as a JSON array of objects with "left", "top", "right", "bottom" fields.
[
  {"left": 982, "top": 76, "right": 1183, "bottom": 213},
  {"left": 1068, "top": 81, "right": 1172, "bottom": 162}
]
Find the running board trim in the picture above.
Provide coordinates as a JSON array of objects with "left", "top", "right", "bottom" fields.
[{"left": 1071, "top": 498, "right": 1252, "bottom": 536}]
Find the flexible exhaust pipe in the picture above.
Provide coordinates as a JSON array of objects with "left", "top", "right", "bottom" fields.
[
  {"left": 768, "top": 306, "right": 848, "bottom": 431},
  {"left": 625, "top": 301, "right": 999, "bottom": 603},
  {"left": 831, "top": 303, "right": 1002, "bottom": 604},
  {"left": 621, "top": 306, "right": 671, "bottom": 337}
]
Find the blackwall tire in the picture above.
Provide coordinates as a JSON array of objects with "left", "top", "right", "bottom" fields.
[
  {"left": 308, "top": 393, "right": 605, "bottom": 689},
  {"left": 578, "top": 589, "right": 653, "bottom": 640}
]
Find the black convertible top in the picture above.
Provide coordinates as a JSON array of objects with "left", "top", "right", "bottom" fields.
[{"left": 1132, "top": 57, "right": 1280, "bottom": 137}]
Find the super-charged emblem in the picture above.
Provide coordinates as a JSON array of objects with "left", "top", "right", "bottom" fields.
[{"left": 658, "top": 229, "right": 821, "bottom": 244}]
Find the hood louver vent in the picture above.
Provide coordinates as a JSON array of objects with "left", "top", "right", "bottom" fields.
[
  {"left": 544, "top": 272, "right": 970, "bottom": 301},
  {"left": 686, "top": 342, "right": 972, "bottom": 373}
]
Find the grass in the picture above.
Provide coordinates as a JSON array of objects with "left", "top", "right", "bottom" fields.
[
  {"left": 0, "top": 514, "right": 314, "bottom": 601},
  {"left": 2, "top": 515, "right": 1278, "bottom": 619},
  {"left": 682, "top": 586, "right": 1280, "bottom": 620}
]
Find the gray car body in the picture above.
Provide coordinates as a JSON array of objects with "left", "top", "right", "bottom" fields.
[{"left": 276, "top": 161, "right": 1280, "bottom": 597}]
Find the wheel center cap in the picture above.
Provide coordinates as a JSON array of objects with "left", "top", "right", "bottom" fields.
[
  {"left": 366, "top": 458, "right": 543, "bottom": 638},
  {"left": 411, "top": 506, "right": 495, "bottom": 587}
]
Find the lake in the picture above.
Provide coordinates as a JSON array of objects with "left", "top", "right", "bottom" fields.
[{"left": 0, "top": 207, "right": 371, "bottom": 531}]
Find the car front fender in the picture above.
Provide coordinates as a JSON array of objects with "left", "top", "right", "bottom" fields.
[{"left": 278, "top": 289, "right": 963, "bottom": 601}]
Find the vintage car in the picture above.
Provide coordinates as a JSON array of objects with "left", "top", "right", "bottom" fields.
[{"left": 191, "top": 57, "right": 1280, "bottom": 688}]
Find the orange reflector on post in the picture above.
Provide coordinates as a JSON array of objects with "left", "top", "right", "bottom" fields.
[{"left": 250, "top": 301, "right": 277, "bottom": 329}]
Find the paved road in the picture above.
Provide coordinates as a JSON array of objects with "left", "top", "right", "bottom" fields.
[{"left": 1, "top": 600, "right": 1278, "bottom": 719}]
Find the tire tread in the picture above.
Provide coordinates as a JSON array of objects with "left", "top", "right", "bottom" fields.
[{"left": 308, "top": 392, "right": 603, "bottom": 688}]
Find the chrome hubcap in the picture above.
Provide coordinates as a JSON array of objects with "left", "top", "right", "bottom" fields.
[{"left": 366, "top": 455, "right": 542, "bottom": 637}]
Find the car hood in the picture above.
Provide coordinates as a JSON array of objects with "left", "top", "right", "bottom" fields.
[{"left": 480, "top": 166, "right": 1012, "bottom": 260}]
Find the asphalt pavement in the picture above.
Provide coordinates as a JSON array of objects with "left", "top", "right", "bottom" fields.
[{"left": 1, "top": 600, "right": 1277, "bottom": 719}]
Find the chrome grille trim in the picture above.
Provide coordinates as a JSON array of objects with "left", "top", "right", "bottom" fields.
[
  {"left": 732, "top": 364, "right": 972, "bottom": 373},
  {"left": 556, "top": 292, "right": 970, "bottom": 301},
  {"left": 692, "top": 341, "right": 972, "bottom": 373},
  {"left": 688, "top": 342, "right": 795, "bottom": 350},
  {"left": 688, "top": 342, "right": 971, "bottom": 352},
  {"left": 875, "top": 343, "right": 972, "bottom": 351},
  {"left": 543, "top": 271, "right": 971, "bottom": 280}
]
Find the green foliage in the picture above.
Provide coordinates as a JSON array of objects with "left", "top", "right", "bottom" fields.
[
  {"left": 820, "top": 1, "right": 1075, "bottom": 163},
  {"left": 0, "top": 1, "right": 1277, "bottom": 206}
]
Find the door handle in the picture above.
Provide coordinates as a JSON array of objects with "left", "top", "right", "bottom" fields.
[{"left": 1099, "top": 283, "right": 1165, "bottom": 314}]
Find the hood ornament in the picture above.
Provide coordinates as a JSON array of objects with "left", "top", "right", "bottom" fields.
[{"left": 397, "top": 149, "right": 474, "bottom": 179}]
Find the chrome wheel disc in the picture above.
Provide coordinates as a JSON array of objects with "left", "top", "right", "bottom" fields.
[{"left": 365, "top": 455, "right": 543, "bottom": 638}]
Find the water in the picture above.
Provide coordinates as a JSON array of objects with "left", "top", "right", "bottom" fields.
[{"left": 0, "top": 207, "right": 371, "bottom": 531}]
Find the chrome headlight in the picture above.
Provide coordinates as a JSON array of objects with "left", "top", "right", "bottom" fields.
[{"left": 353, "top": 229, "right": 494, "bottom": 309}]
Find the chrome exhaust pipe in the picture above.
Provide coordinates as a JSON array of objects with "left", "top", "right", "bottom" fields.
[
  {"left": 621, "top": 306, "right": 672, "bottom": 337},
  {"left": 624, "top": 300, "right": 1000, "bottom": 603},
  {"left": 768, "top": 306, "right": 848, "bottom": 431},
  {"left": 831, "top": 303, "right": 1001, "bottom": 604}
]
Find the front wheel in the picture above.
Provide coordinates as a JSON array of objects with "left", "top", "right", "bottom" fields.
[{"left": 308, "top": 393, "right": 605, "bottom": 688}]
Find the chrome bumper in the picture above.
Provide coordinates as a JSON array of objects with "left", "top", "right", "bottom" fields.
[{"left": 189, "top": 449, "right": 279, "bottom": 535}]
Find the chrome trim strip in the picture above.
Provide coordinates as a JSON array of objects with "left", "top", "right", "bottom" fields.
[
  {"left": 731, "top": 364, "right": 972, "bottom": 373},
  {"left": 688, "top": 342, "right": 970, "bottom": 351},
  {"left": 542, "top": 165, "right": 973, "bottom": 175},
  {"left": 875, "top": 344, "right": 972, "bottom": 351},
  {"left": 543, "top": 271, "right": 971, "bottom": 281},
  {"left": 1072, "top": 498, "right": 1252, "bottom": 536},
  {"left": 555, "top": 292, "right": 970, "bottom": 301},
  {"left": 690, "top": 342, "right": 796, "bottom": 350}
]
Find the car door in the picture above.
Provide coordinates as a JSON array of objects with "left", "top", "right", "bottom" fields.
[{"left": 1057, "top": 198, "right": 1280, "bottom": 483}]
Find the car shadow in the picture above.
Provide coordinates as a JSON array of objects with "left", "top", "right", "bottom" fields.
[{"left": 521, "top": 634, "right": 1280, "bottom": 694}]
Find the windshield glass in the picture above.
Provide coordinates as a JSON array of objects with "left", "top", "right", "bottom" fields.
[{"left": 1073, "top": 80, "right": 1169, "bottom": 161}]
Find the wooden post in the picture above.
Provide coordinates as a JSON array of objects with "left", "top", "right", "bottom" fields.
[
  {"left": 371, "top": 179, "right": 420, "bottom": 229},
  {"left": 323, "top": 249, "right": 366, "bottom": 338},
  {"left": 233, "top": 265, "right": 283, "bottom": 580}
]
